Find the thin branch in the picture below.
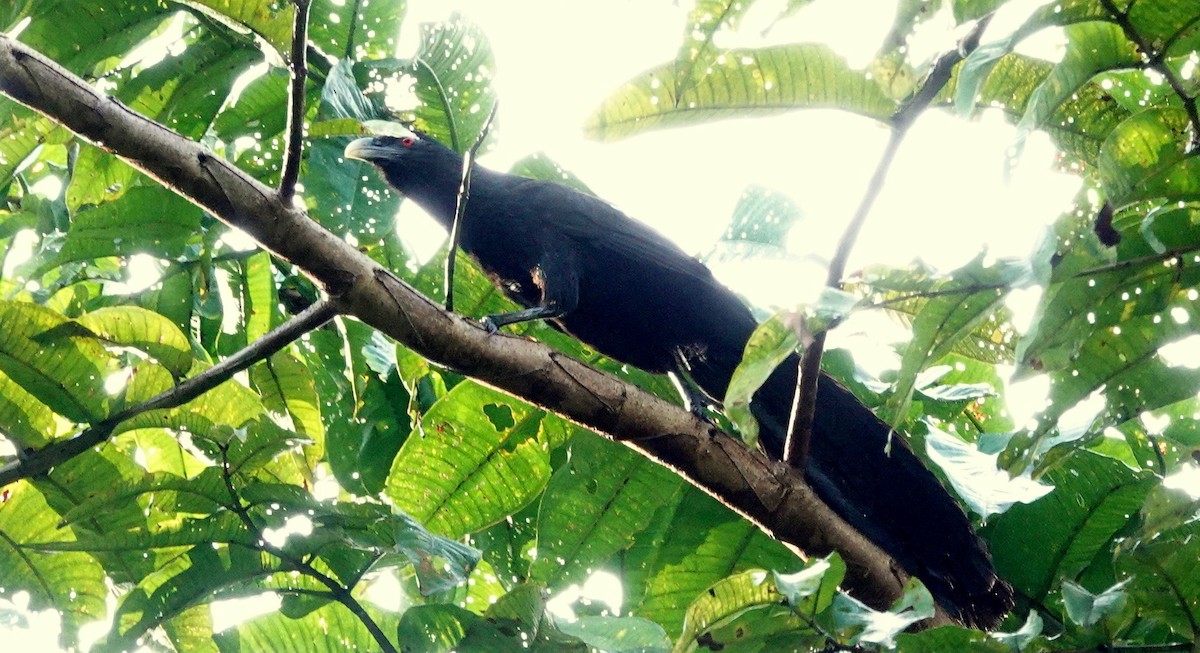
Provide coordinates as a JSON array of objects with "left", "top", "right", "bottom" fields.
[
  {"left": 278, "top": 0, "right": 312, "bottom": 203},
  {"left": 857, "top": 280, "right": 1017, "bottom": 312},
  {"left": 217, "top": 445, "right": 398, "bottom": 653},
  {"left": 1099, "top": 0, "right": 1200, "bottom": 151},
  {"left": 444, "top": 101, "right": 499, "bottom": 312},
  {"left": 0, "top": 299, "right": 338, "bottom": 488},
  {"left": 784, "top": 14, "right": 994, "bottom": 468},
  {"left": 1070, "top": 243, "right": 1198, "bottom": 278}
]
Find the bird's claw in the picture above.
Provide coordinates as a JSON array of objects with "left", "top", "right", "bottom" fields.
[
  {"left": 480, "top": 316, "right": 500, "bottom": 334},
  {"left": 690, "top": 402, "right": 720, "bottom": 426}
]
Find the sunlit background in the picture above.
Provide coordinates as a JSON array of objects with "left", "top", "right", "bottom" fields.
[{"left": 11, "top": 0, "right": 1199, "bottom": 649}]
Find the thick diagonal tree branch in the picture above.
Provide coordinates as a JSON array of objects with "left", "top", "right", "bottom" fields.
[{"left": 0, "top": 35, "right": 944, "bottom": 623}]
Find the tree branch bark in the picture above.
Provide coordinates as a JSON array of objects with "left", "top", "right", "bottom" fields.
[{"left": 0, "top": 34, "right": 944, "bottom": 623}]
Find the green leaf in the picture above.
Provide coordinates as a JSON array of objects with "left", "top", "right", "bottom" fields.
[
  {"left": 530, "top": 433, "right": 679, "bottom": 589},
  {"left": 0, "top": 112, "right": 66, "bottom": 189},
  {"left": 721, "top": 184, "right": 805, "bottom": 249},
  {"left": 387, "top": 510, "right": 481, "bottom": 595},
  {"left": 1116, "top": 519, "right": 1200, "bottom": 638},
  {"left": 984, "top": 451, "right": 1154, "bottom": 604},
  {"left": 321, "top": 321, "right": 410, "bottom": 496},
  {"left": 675, "top": 569, "right": 821, "bottom": 652},
  {"left": 553, "top": 615, "right": 671, "bottom": 653},
  {"left": 1017, "top": 21, "right": 1141, "bottom": 144},
  {"left": 309, "top": 0, "right": 405, "bottom": 61},
  {"left": 0, "top": 299, "right": 114, "bottom": 423},
  {"left": 50, "top": 187, "right": 203, "bottom": 270},
  {"left": 961, "top": 52, "right": 1132, "bottom": 166},
  {"left": 251, "top": 349, "right": 325, "bottom": 452},
  {"left": 0, "top": 367, "right": 57, "bottom": 449},
  {"left": 216, "top": 595, "right": 398, "bottom": 653},
  {"left": 17, "top": 0, "right": 172, "bottom": 74},
  {"left": 624, "top": 486, "right": 801, "bottom": 637},
  {"left": 0, "top": 482, "right": 108, "bottom": 648},
  {"left": 180, "top": 0, "right": 295, "bottom": 57},
  {"left": 405, "top": 14, "right": 498, "bottom": 153},
  {"left": 304, "top": 60, "right": 401, "bottom": 240},
  {"left": 1060, "top": 579, "right": 1130, "bottom": 628},
  {"left": 99, "top": 544, "right": 287, "bottom": 652},
  {"left": 725, "top": 312, "right": 802, "bottom": 446},
  {"left": 587, "top": 43, "right": 896, "bottom": 141},
  {"left": 385, "top": 382, "right": 552, "bottom": 538},
  {"left": 884, "top": 256, "right": 1021, "bottom": 429},
  {"left": 395, "top": 604, "right": 525, "bottom": 652},
  {"left": 1099, "top": 108, "right": 1200, "bottom": 208},
  {"left": 69, "top": 305, "right": 192, "bottom": 377}
]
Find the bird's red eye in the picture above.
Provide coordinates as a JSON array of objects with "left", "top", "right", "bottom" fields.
[{"left": 400, "top": 136, "right": 415, "bottom": 147}]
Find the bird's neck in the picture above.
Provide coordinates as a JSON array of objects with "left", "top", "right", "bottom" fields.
[{"left": 394, "top": 163, "right": 463, "bottom": 227}]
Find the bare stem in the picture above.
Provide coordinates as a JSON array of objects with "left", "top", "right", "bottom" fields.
[
  {"left": 783, "top": 14, "right": 994, "bottom": 468},
  {"left": 278, "top": 0, "right": 312, "bottom": 202},
  {"left": 445, "top": 101, "right": 499, "bottom": 312}
]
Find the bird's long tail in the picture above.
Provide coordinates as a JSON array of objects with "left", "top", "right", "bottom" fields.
[{"left": 689, "top": 346, "right": 1013, "bottom": 628}]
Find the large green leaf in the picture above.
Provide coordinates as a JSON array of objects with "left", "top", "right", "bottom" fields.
[
  {"left": 1016, "top": 205, "right": 1200, "bottom": 376},
  {"left": 984, "top": 451, "right": 1153, "bottom": 604},
  {"left": 0, "top": 482, "right": 108, "bottom": 648},
  {"left": 1099, "top": 108, "right": 1200, "bottom": 208},
  {"left": 956, "top": 52, "right": 1133, "bottom": 166},
  {"left": 67, "top": 305, "right": 193, "bottom": 378},
  {"left": 530, "top": 433, "right": 680, "bottom": 589},
  {"left": 0, "top": 300, "right": 114, "bottom": 423},
  {"left": 1117, "top": 519, "right": 1200, "bottom": 637},
  {"left": 404, "top": 14, "right": 498, "bottom": 152},
  {"left": 674, "top": 567, "right": 831, "bottom": 653},
  {"left": 0, "top": 368, "right": 57, "bottom": 449},
  {"left": 587, "top": 43, "right": 896, "bottom": 141},
  {"left": 883, "top": 256, "right": 1024, "bottom": 428},
  {"left": 100, "top": 544, "right": 288, "bottom": 652},
  {"left": 385, "top": 382, "right": 552, "bottom": 538},
  {"left": 218, "top": 602, "right": 398, "bottom": 653},
  {"left": 17, "top": 0, "right": 172, "bottom": 74},
  {"left": 178, "top": 0, "right": 295, "bottom": 57},
  {"left": 623, "top": 486, "right": 801, "bottom": 637},
  {"left": 309, "top": 0, "right": 405, "bottom": 61}
]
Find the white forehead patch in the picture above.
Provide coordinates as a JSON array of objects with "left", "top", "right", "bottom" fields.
[{"left": 362, "top": 120, "right": 420, "bottom": 140}]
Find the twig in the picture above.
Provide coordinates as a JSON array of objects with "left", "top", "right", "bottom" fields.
[
  {"left": 278, "top": 0, "right": 312, "bottom": 203},
  {"left": 444, "top": 101, "right": 499, "bottom": 312},
  {"left": 857, "top": 280, "right": 1017, "bottom": 311},
  {"left": 217, "top": 445, "right": 398, "bottom": 653},
  {"left": 1099, "top": 0, "right": 1200, "bottom": 151},
  {"left": 783, "top": 14, "right": 994, "bottom": 468},
  {"left": 0, "top": 299, "right": 338, "bottom": 488}
]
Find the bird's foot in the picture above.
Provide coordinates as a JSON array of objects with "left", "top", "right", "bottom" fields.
[{"left": 480, "top": 316, "right": 500, "bottom": 334}]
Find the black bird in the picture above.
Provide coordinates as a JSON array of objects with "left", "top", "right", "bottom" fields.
[{"left": 345, "top": 130, "right": 1014, "bottom": 628}]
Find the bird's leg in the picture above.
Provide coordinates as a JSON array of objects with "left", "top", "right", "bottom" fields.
[
  {"left": 482, "top": 245, "right": 579, "bottom": 333},
  {"left": 670, "top": 348, "right": 722, "bottom": 420},
  {"left": 482, "top": 304, "right": 565, "bottom": 333}
]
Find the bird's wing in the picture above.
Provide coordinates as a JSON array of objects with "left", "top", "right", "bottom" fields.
[{"left": 513, "top": 178, "right": 716, "bottom": 282}]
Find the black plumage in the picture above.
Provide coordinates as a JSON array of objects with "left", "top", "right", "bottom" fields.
[{"left": 345, "top": 131, "right": 1014, "bottom": 628}]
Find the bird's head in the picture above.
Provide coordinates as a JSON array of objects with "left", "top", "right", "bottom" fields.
[{"left": 344, "top": 127, "right": 460, "bottom": 200}]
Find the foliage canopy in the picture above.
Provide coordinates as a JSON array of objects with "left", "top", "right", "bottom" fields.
[{"left": 2, "top": 1, "right": 1200, "bottom": 651}]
